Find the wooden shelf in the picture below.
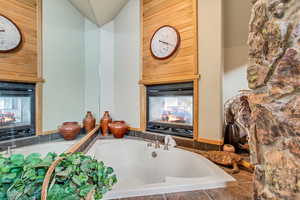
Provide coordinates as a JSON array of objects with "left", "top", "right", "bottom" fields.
[
  {"left": 0, "top": 74, "right": 44, "bottom": 83},
  {"left": 139, "top": 74, "right": 200, "bottom": 85}
]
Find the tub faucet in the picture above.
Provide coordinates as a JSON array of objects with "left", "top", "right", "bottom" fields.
[
  {"left": 154, "top": 140, "right": 160, "bottom": 149},
  {"left": 164, "top": 135, "right": 176, "bottom": 150},
  {"left": 6, "top": 145, "right": 16, "bottom": 156}
]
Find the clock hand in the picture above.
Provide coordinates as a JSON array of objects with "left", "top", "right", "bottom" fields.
[
  {"left": 159, "top": 40, "right": 173, "bottom": 46},
  {"left": 0, "top": 29, "right": 5, "bottom": 32}
]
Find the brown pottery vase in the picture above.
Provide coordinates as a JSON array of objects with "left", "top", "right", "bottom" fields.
[
  {"left": 108, "top": 121, "right": 128, "bottom": 138},
  {"left": 59, "top": 122, "right": 81, "bottom": 140},
  {"left": 100, "top": 111, "right": 112, "bottom": 136},
  {"left": 83, "top": 111, "right": 96, "bottom": 133}
]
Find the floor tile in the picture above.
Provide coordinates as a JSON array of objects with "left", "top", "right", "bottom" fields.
[
  {"left": 205, "top": 185, "right": 252, "bottom": 200},
  {"left": 165, "top": 191, "right": 211, "bottom": 200},
  {"left": 121, "top": 194, "right": 165, "bottom": 200}
]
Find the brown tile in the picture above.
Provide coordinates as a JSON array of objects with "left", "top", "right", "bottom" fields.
[
  {"left": 173, "top": 137, "right": 194, "bottom": 149},
  {"left": 205, "top": 185, "right": 252, "bottom": 200},
  {"left": 231, "top": 170, "right": 253, "bottom": 183},
  {"left": 165, "top": 191, "right": 211, "bottom": 200},
  {"left": 121, "top": 194, "right": 165, "bottom": 200},
  {"left": 238, "top": 182, "right": 253, "bottom": 196}
]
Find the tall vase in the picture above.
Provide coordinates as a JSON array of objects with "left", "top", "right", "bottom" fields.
[
  {"left": 83, "top": 111, "right": 96, "bottom": 133},
  {"left": 100, "top": 111, "right": 112, "bottom": 136}
]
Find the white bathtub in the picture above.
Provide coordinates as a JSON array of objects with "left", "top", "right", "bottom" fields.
[{"left": 87, "top": 139, "right": 235, "bottom": 199}]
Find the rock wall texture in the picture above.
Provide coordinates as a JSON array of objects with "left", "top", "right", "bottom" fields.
[{"left": 248, "top": 0, "right": 300, "bottom": 199}]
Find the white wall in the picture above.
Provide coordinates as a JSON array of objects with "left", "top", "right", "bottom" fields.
[
  {"left": 114, "top": 0, "right": 140, "bottom": 127},
  {"left": 84, "top": 19, "right": 101, "bottom": 120},
  {"left": 43, "top": 0, "right": 85, "bottom": 131},
  {"left": 99, "top": 21, "right": 115, "bottom": 117}
]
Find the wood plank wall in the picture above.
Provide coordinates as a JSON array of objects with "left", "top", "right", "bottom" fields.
[
  {"left": 142, "top": 0, "right": 198, "bottom": 81},
  {"left": 0, "top": 0, "right": 39, "bottom": 80}
]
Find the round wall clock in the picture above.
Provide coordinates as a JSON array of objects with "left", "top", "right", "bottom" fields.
[
  {"left": 150, "top": 25, "right": 180, "bottom": 60},
  {"left": 0, "top": 15, "right": 22, "bottom": 53}
]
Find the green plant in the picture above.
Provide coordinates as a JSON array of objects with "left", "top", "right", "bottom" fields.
[
  {"left": 0, "top": 152, "right": 57, "bottom": 200},
  {"left": 0, "top": 152, "right": 117, "bottom": 200},
  {"left": 47, "top": 153, "right": 117, "bottom": 200}
]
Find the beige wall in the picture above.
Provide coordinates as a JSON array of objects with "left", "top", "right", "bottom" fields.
[
  {"left": 84, "top": 19, "right": 101, "bottom": 121},
  {"left": 223, "top": 0, "right": 251, "bottom": 102},
  {"left": 42, "top": 0, "right": 85, "bottom": 131},
  {"left": 198, "top": 0, "right": 224, "bottom": 141},
  {"left": 114, "top": 0, "right": 140, "bottom": 128}
]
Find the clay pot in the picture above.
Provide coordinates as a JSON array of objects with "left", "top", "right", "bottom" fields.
[
  {"left": 100, "top": 111, "right": 112, "bottom": 136},
  {"left": 83, "top": 111, "right": 96, "bottom": 133},
  {"left": 108, "top": 121, "right": 128, "bottom": 138},
  {"left": 59, "top": 122, "right": 81, "bottom": 140}
]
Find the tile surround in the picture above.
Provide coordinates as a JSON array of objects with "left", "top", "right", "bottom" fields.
[
  {"left": 127, "top": 130, "right": 221, "bottom": 151},
  {"left": 0, "top": 129, "right": 87, "bottom": 152}
]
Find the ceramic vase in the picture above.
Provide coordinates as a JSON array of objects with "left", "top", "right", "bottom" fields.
[
  {"left": 108, "top": 121, "right": 128, "bottom": 138},
  {"left": 100, "top": 111, "right": 112, "bottom": 136},
  {"left": 83, "top": 111, "right": 96, "bottom": 133},
  {"left": 59, "top": 122, "right": 81, "bottom": 140}
]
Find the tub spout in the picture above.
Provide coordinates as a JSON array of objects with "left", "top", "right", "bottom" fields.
[{"left": 164, "top": 135, "right": 176, "bottom": 149}]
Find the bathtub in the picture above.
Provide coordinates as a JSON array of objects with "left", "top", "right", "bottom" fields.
[{"left": 87, "top": 139, "right": 235, "bottom": 199}]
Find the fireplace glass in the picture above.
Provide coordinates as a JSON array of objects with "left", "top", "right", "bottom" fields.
[
  {"left": 0, "top": 82, "right": 35, "bottom": 141},
  {"left": 146, "top": 82, "right": 193, "bottom": 138},
  {"left": 0, "top": 97, "right": 31, "bottom": 128},
  {"left": 148, "top": 96, "right": 193, "bottom": 126}
]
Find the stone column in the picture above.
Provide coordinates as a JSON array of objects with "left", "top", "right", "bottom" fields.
[{"left": 247, "top": 0, "right": 300, "bottom": 199}]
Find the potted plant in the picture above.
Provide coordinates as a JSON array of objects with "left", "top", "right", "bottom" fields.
[{"left": 0, "top": 152, "right": 117, "bottom": 200}]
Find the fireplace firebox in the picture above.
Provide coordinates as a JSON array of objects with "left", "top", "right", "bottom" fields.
[
  {"left": 0, "top": 82, "right": 36, "bottom": 141},
  {"left": 146, "top": 82, "right": 193, "bottom": 138}
]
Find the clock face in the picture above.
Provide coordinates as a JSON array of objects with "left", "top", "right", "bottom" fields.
[
  {"left": 150, "top": 25, "right": 180, "bottom": 59},
  {"left": 0, "top": 15, "right": 22, "bottom": 52}
]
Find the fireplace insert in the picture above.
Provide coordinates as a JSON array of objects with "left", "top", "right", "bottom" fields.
[
  {"left": 0, "top": 82, "right": 35, "bottom": 141},
  {"left": 146, "top": 82, "right": 193, "bottom": 138}
]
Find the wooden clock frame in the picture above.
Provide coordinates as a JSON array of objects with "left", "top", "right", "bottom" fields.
[{"left": 150, "top": 25, "right": 181, "bottom": 60}]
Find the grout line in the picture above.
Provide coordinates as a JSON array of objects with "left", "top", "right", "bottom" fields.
[
  {"left": 162, "top": 194, "right": 167, "bottom": 200},
  {"left": 203, "top": 190, "right": 214, "bottom": 200}
]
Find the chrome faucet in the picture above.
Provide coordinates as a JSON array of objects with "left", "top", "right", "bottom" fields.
[
  {"left": 147, "top": 140, "right": 161, "bottom": 149},
  {"left": 154, "top": 140, "right": 160, "bottom": 149}
]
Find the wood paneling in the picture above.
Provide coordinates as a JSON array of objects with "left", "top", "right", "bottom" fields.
[
  {"left": 141, "top": 0, "right": 198, "bottom": 82},
  {"left": 0, "top": 0, "right": 39, "bottom": 80}
]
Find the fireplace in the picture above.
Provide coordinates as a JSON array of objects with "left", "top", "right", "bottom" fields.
[
  {"left": 146, "top": 82, "right": 193, "bottom": 138},
  {"left": 0, "top": 82, "right": 35, "bottom": 141}
]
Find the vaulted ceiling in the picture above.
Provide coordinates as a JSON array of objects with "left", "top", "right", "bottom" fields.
[{"left": 69, "top": 0, "right": 129, "bottom": 27}]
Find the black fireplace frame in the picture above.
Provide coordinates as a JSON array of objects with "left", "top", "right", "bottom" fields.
[
  {"left": 0, "top": 82, "right": 36, "bottom": 141},
  {"left": 146, "top": 82, "right": 194, "bottom": 138}
]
